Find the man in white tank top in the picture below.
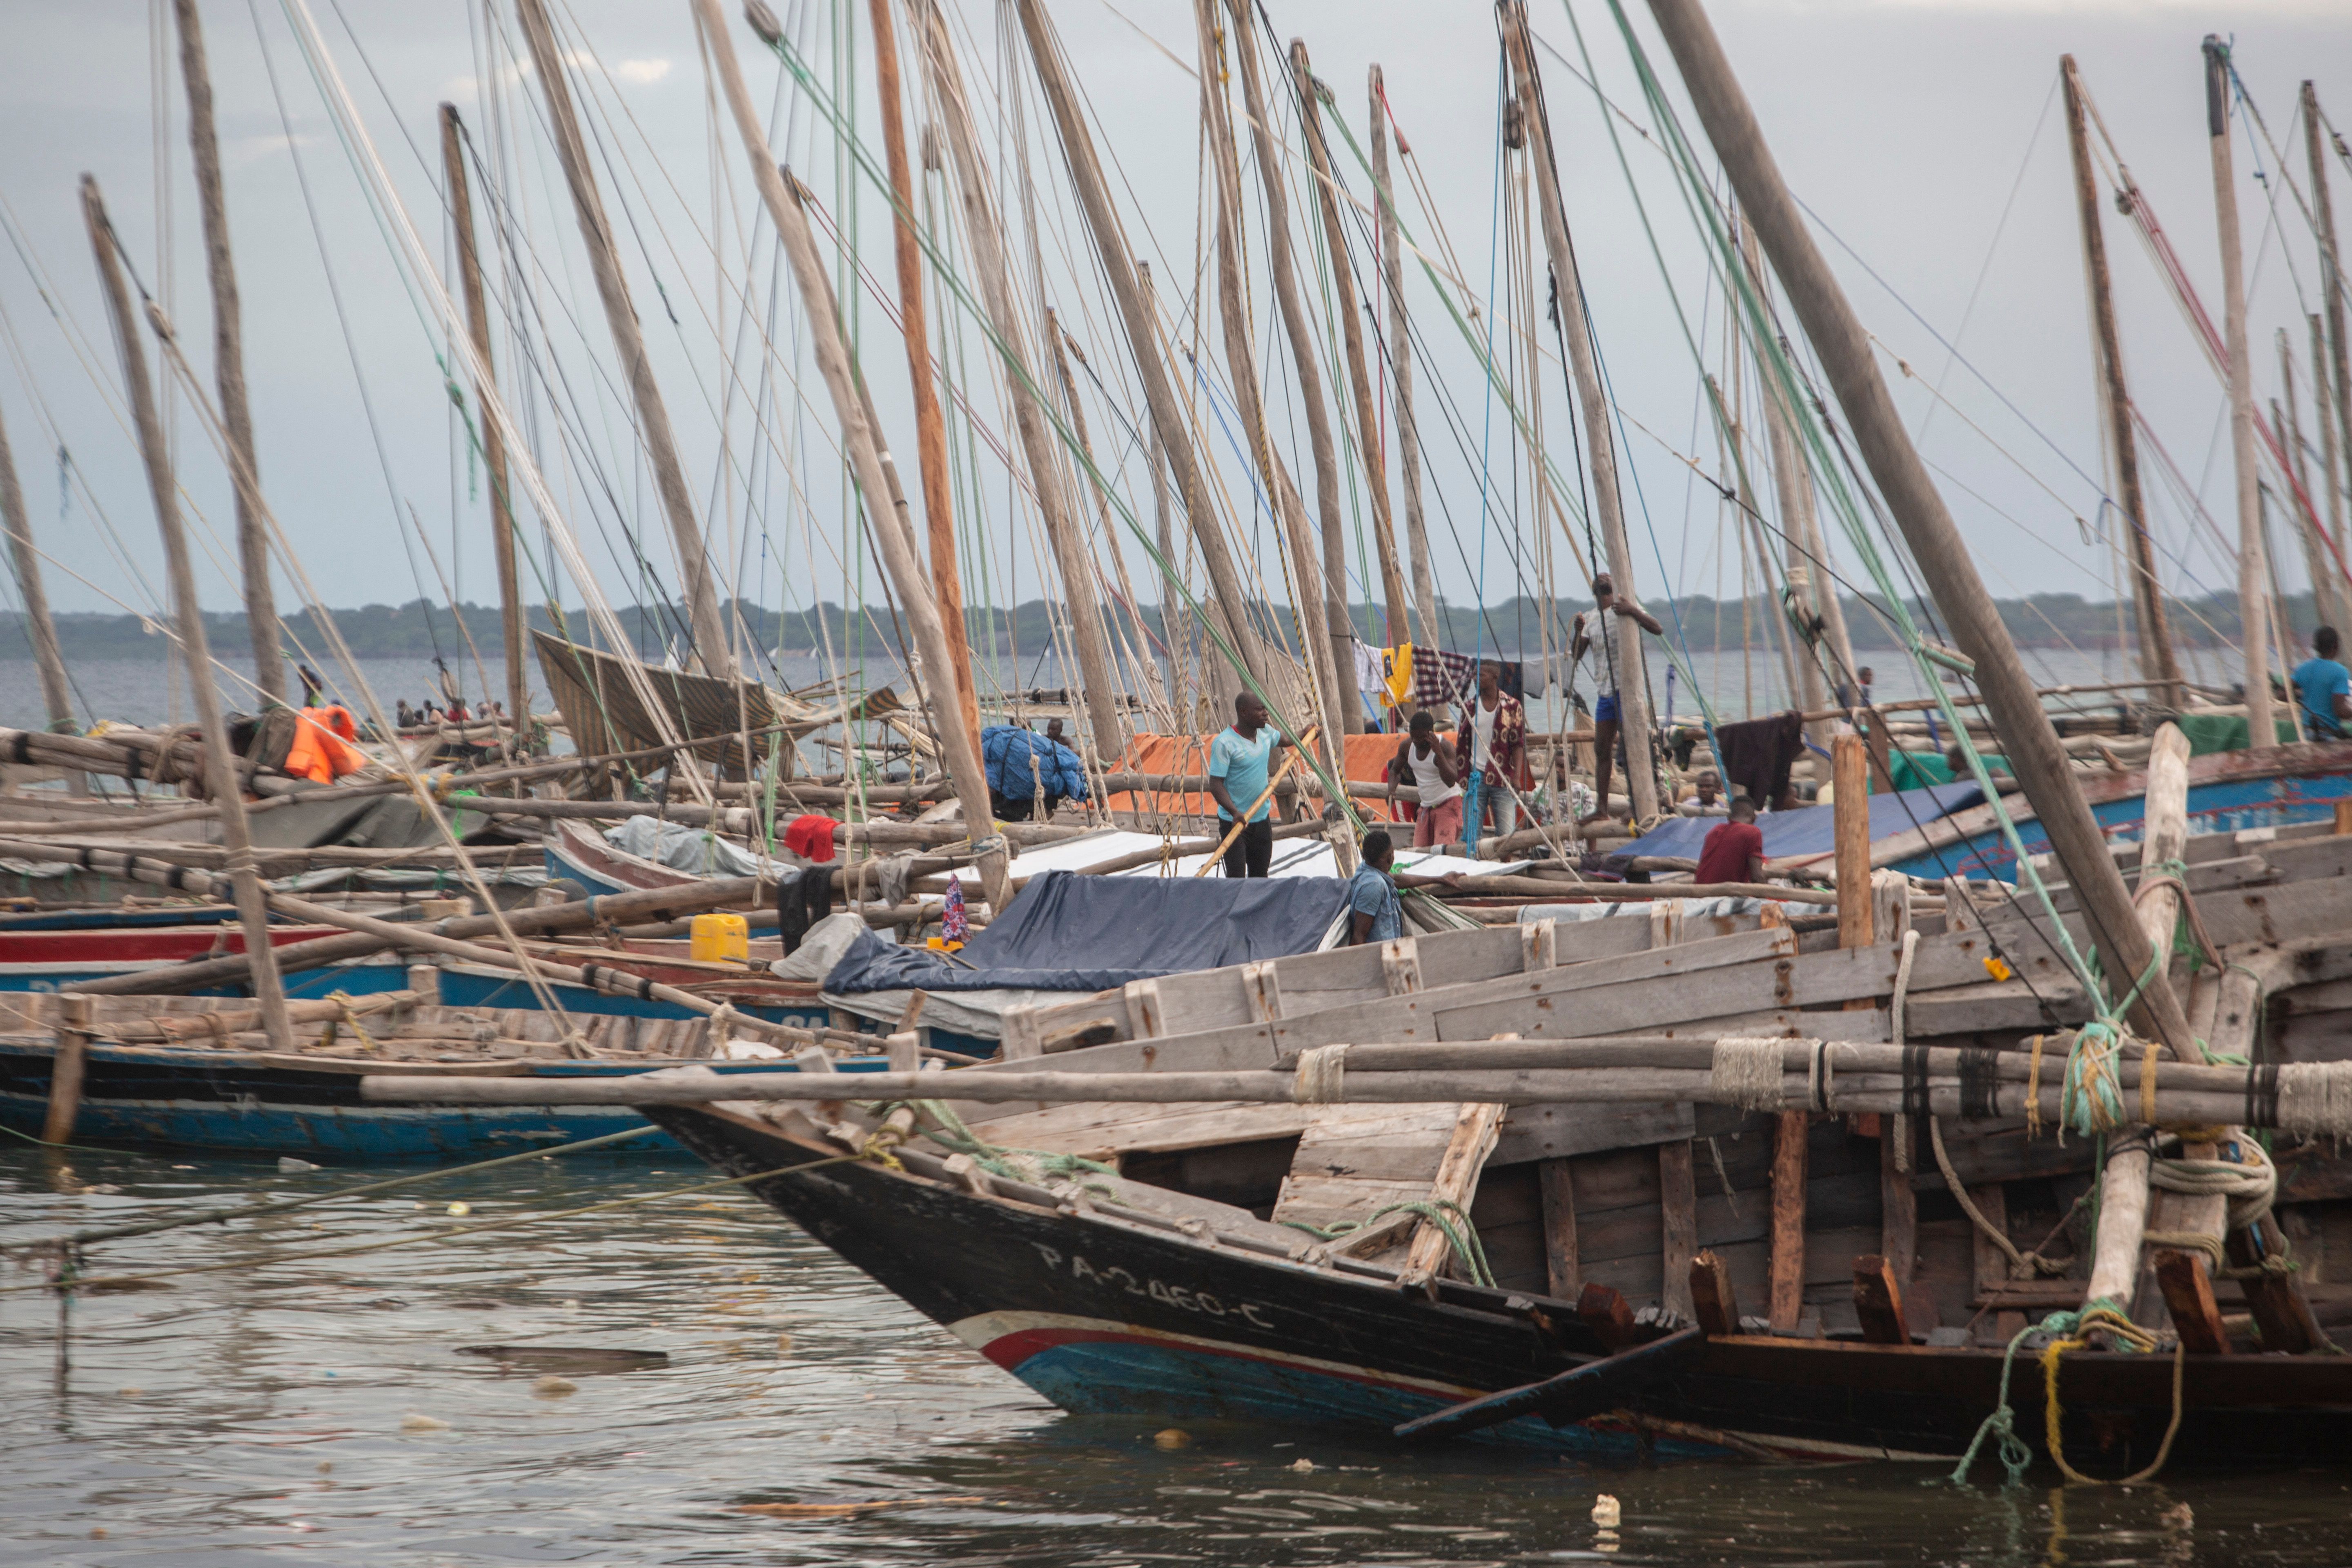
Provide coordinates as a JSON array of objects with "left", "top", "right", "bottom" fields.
[{"left": 1384, "top": 708, "right": 1465, "bottom": 849}]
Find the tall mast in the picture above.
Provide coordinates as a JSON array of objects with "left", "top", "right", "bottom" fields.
[
  {"left": 1737, "top": 220, "right": 1831, "bottom": 742},
  {"left": 516, "top": 0, "right": 735, "bottom": 678},
  {"left": 173, "top": 0, "right": 283, "bottom": 703},
  {"left": 1369, "top": 64, "right": 1440, "bottom": 648},
  {"left": 1638, "top": 0, "right": 2194, "bottom": 1058},
  {"left": 2318, "top": 311, "right": 2351, "bottom": 631},
  {"left": 1139, "top": 262, "right": 1190, "bottom": 719},
  {"left": 1223, "top": 1, "right": 1359, "bottom": 733},
  {"left": 1498, "top": 2, "right": 1659, "bottom": 824},
  {"left": 1295, "top": 42, "right": 1410, "bottom": 654},
  {"left": 439, "top": 105, "right": 531, "bottom": 746},
  {"left": 2281, "top": 335, "right": 2345, "bottom": 635},
  {"left": 700, "top": 0, "right": 1009, "bottom": 907},
  {"left": 2062, "top": 56, "right": 2184, "bottom": 710},
  {"left": 1195, "top": 0, "right": 1343, "bottom": 746},
  {"left": 2206, "top": 37, "right": 2277, "bottom": 751},
  {"left": 867, "top": 0, "right": 980, "bottom": 749},
  {"left": 0, "top": 408, "right": 73, "bottom": 735},
  {"left": 915, "top": 0, "right": 1127, "bottom": 760},
  {"left": 82, "top": 176, "right": 293, "bottom": 1051},
  {"left": 1010, "top": 0, "right": 1265, "bottom": 696},
  {"left": 2307, "top": 83, "right": 2352, "bottom": 597}
]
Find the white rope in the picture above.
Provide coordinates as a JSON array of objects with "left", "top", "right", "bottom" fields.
[
  {"left": 1293, "top": 1043, "right": 1348, "bottom": 1105},
  {"left": 2277, "top": 1062, "right": 2352, "bottom": 1138},
  {"left": 1891, "top": 927, "right": 1920, "bottom": 1047},
  {"left": 1708, "top": 1036, "right": 1789, "bottom": 1114}
]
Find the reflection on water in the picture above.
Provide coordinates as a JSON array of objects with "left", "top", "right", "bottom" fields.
[{"left": 6, "top": 1141, "right": 2350, "bottom": 1566}]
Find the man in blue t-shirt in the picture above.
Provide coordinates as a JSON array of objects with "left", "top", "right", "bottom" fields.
[
  {"left": 2293, "top": 627, "right": 2352, "bottom": 742},
  {"left": 1206, "top": 691, "right": 1292, "bottom": 877},
  {"left": 1346, "top": 830, "right": 1464, "bottom": 944}
]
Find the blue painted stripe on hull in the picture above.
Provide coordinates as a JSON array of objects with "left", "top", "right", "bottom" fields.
[
  {"left": 0, "top": 1090, "right": 667, "bottom": 1159},
  {"left": 1886, "top": 773, "right": 2352, "bottom": 881}
]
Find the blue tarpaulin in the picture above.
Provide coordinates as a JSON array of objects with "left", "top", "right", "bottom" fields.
[
  {"left": 821, "top": 869, "right": 1348, "bottom": 994},
  {"left": 1611, "top": 781, "right": 1987, "bottom": 864},
  {"left": 982, "top": 725, "right": 1086, "bottom": 805}
]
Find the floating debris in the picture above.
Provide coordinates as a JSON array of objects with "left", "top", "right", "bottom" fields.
[
  {"left": 459, "top": 1345, "right": 669, "bottom": 1375},
  {"left": 534, "top": 1376, "right": 579, "bottom": 1398},
  {"left": 278, "top": 1158, "right": 320, "bottom": 1174},
  {"left": 1154, "top": 1428, "right": 1192, "bottom": 1451},
  {"left": 400, "top": 1414, "right": 450, "bottom": 1432},
  {"left": 735, "top": 1497, "right": 983, "bottom": 1518},
  {"left": 1592, "top": 1494, "right": 1622, "bottom": 1528}
]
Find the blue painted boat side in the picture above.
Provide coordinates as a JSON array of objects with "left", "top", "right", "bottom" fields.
[
  {"left": 1884, "top": 773, "right": 2352, "bottom": 881},
  {"left": 0, "top": 1087, "right": 663, "bottom": 1159}
]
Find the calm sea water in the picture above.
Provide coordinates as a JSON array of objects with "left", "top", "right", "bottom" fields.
[{"left": 7, "top": 1141, "right": 2352, "bottom": 1567}]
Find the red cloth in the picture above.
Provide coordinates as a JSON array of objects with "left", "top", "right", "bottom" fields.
[
  {"left": 783, "top": 813, "right": 838, "bottom": 863},
  {"left": 1695, "top": 819, "right": 1764, "bottom": 885}
]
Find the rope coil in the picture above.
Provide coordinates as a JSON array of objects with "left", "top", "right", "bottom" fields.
[
  {"left": 1707, "top": 1036, "right": 1787, "bottom": 1114},
  {"left": 1293, "top": 1044, "right": 1349, "bottom": 1105}
]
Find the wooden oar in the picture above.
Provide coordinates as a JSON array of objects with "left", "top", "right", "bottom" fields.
[
  {"left": 1193, "top": 725, "right": 1321, "bottom": 877},
  {"left": 1391, "top": 1325, "right": 1704, "bottom": 1441}
]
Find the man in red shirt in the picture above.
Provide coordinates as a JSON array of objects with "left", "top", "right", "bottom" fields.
[{"left": 1694, "top": 795, "right": 1766, "bottom": 886}]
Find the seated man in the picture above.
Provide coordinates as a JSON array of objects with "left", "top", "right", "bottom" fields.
[
  {"left": 1346, "top": 829, "right": 1464, "bottom": 944},
  {"left": 982, "top": 722, "right": 1087, "bottom": 822},
  {"left": 2294, "top": 626, "right": 2351, "bottom": 742},
  {"left": 1694, "top": 794, "right": 1766, "bottom": 886}
]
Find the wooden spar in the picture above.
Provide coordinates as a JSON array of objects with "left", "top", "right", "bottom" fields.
[
  {"left": 515, "top": 0, "right": 733, "bottom": 679},
  {"left": 1295, "top": 41, "right": 1410, "bottom": 652},
  {"left": 1140, "top": 262, "right": 1189, "bottom": 715},
  {"left": 0, "top": 404, "right": 74, "bottom": 734},
  {"left": 172, "top": 0, "right": 283, "bottom": 705},
  {"left": 1010, "top": 0, "right": 1265, "bottom": 696},
  {"left": 1046, "top": 309, "right": 1173, "bottom": 731},
  {"left": 1223, "top": 2, "right": 1360, "bottom": 735},
  {"left": 2309, "top": 83, "right": 2352, "bottom": 584},
  {"left": 1718, "top": 367, "right": 1806, "bottom": 709},
  {"left": 2316, "top": 311, "right": 2352, "bottom": 634},
  {"left": 705, "top": 0, "right": 1009, "bottom": 908},
  {"left": 41, "top": 995, "right": 93, "bottom": 1146},
  {"left": 1369, "top": 64, "right": 1440, "bottom": 647},
  {"left": 1738, "top": 222, "right": 1833, "bottom": 743},
  {"left": 1195, "top": 0, "right": 1342, "bottom": 749},
  {"left": 1641, "top": 0, "right": 2196, "bottom": 1060},
  {"left": 915, "top": 5, "right": 1125, "bottom": 762},
  {"left": 2281, "top": 335, "right": 2343, "bottom": 637},
  {"left": 1832, "top": 735, "right": 1872, "bottom": 950},
  {"left": 867, "top": 0, "right": 980, "bottom": 751},
  {"left": 1499, "top": 3, "right": 1659, "bottom": 824},
  {"left": 2063, "top": 56, "right": 2185, "bottom": 712},
  {"left": 2206, "top": 38, "right": 2278, "bottom": 754},
  {"left": 439, "top": 104, "right": 531, "bottom": 742},
  {"left": 80, "top": 175, "right": 293, "bottom": 1054}
]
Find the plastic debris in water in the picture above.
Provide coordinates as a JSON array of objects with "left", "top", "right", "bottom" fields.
[
  {"left": 1154, "top": 1429, "right": 1192, "bottom": 1451},
  {"left": 446, "top": 1202, "right": 472, "bottom": 1217},
  {"left": 775, "top": 1333, "right": 793, "bottom": 1356},
  {"left": 1287, "top": 1457, "right": 1317, "bottom": 1473},
  {"left": 278, "top": 1157, "right": 321, "bottom": 1173},
  {"left": 1591, "top": 1494, "right": 1621, "bottom": 1528},
  {"left": 118, "top": 1387, "right": 142, "bottom": 1398},
  {"left": 534, "top": 1376, "right": 578, "bottom": 1398},
  {"left": 400, "top": 1414, "right": 450, "bottom": 1432}
]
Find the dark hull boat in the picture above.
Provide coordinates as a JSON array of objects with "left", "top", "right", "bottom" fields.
[{"left": 652, "top": 1103, "right": 2352, "bottom": 1470}]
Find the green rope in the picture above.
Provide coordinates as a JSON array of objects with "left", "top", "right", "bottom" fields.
[
  {"left": 1279, "top": 1197, "right": 1495, "bottom": 1288},
  {"left": 894, "top": 1099, "right": 1116, "bottom": 1187}
]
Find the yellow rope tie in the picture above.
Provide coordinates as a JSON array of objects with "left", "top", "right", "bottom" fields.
[
  {"left": 2025, "top": 1033, "right": 2048, "bottom": 1139},
  {"left": 324, "top": 990, "right": 382, "bottom": 1055},
  {"left": 2041, "top": 1308, "right": 2185, "bottom": 1486}
]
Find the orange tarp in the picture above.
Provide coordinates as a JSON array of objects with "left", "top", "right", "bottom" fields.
[{"left": 1105, "top": 732, "right": 1405, "bottom": 822}]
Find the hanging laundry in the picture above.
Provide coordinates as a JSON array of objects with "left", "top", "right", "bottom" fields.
[
  {"left": 1412, "top": 648, "right": 1480, "bottom": 710},
  {"left": 1383, "top": 643, "right": 1415, "bottom": 710},
  {"left": 1712, "top": 710, "right": 1807, "bottom": 811},
  {"left": 782, "top": 813, "right": 838, "bottom": 863},
  {"left": 1351, "top": 639, "right": 1387, "bottom": 713}
]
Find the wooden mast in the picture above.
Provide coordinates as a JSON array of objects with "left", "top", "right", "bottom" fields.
[
  {"left": 1499, "top": 2, "right": 1660, "bottom": 824},
  {"left": 2307, "top": 82, "right": 2352, "bottom": 581},
  {"left": 706, "top": 0, "right": 1006, "bottom": 906},
  {"left": 867, "top": 0, "right": 980, "bottom": 750},
  {"left": 914, "top": 0, "right": 1127, "bottom": 761},
  {"left": 1295, "top": 42, "right": 1411, "bottom": 656},
  {"left": 1196, "top": 0, "right": 1343, "bottom": 748},
  {"left": 1010, "top": 0, "right": 1267, "bottom": 696},
  {"left": 439, "top": 104, "right": 531, "bottom": 748},
  {"left": 81, "top": 175, "right": 293, "bottom": 1051},
  {"left": 2205, "top": 37, "right": 2277, "bottom": 752},
  {"left": 2318, "top": 311, "right": 2352, "bottom": 631},
  {"left": 0, "top": 405, "right": 74, "bottom": 735},
  {"left": 516, "top": 0, "right": 735, "bottom": 679},
  {"left": 1638, "top": 0, "right": 2196, "bottom": 1059},
  {"left": 1140, "top": 262, "right": 1190, "bottom": 720},
  {"left": 2281, "top": 334, "right": 2345, "bottom": 637},
  {"left": 1370, "top": 64, "right": 1441, "bottom": 648},
  {"left": 2061, "top": 56, "right": 2185, "bottom": 711},
  {"left": 1737, "top": 221, "right": 1832, "bottom": 744},
  {"left": 1224, "top": 0, "right": 1360, "bottom": 733},
  {"left": 173, "top": 0, "right": 283, "bottom": 704}
]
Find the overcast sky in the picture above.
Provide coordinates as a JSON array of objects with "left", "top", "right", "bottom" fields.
[{"left": 0, "top": 0, "right": 2348, "bottom": 650}]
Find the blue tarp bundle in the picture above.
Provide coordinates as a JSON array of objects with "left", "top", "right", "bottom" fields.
[
  {"left": 982, "top": 725, "right": 1086, "bottom": 804},
  {"left": 821, "top": 869, "right": 1348, "bottom": 995},
  {"left": 1611, "top": 781, "right": 1987, "bottom": 864}
]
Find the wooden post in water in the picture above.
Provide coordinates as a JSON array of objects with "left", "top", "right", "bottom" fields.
[
  {"left": 41, "top": 994, "right": 93, "bottom": 1146},
  {"left": 517, "top": 0, "right": 734, "bottom": 679},
  {"left": 2206, "top": 37, "right": 2277, "bottom": 753},
  {"left": 0, "top": 405, "right": 74, "bottom": 735},
  {"left": 1640, "top": 0, "right": 2196, "bottom": 1065},
  {"left": 914, "top": 1, "right": 1127, "bottom": 762},
  {"left": 81, "top": 175, "right": 293, "bottom": 1052},
  {"left": 439, "top": 104, "right": 531, "bottom": 746},
  {"left": 2308, "top": 83, "right": 2352, "bottom": 577},
  {"left": 1370, "top": 65, "right": 1440, "bottom": 648},
  {"left": 699, "top": 0, "right": 1008, "bottom": 909},
  {"left": 2062, "top": 55, "right": 2185, "bottom": 711},
  {"left": 173, "top": 0, "right": 283, "bottom": 704},
  {"left": 1223, "top": 1, "right": 1359, "bottom": 733},
  {"left": 868, "top": 0, "right": 981, "bottom": 751},
  {"left": 1296, "top": 41, "right": 1410, "bottom": 651},
  {"left": 1500, "top": 2, "right": 1659, "bottom": 825},
  {"left": 1011, "top": 0, "right": 1267, "bottom": 696}
]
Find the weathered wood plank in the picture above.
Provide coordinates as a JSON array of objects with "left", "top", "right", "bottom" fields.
[
  {"left": 1539, "top": 1157, "right": 1579, "bottom": 1300},
  {"left": 2154, "top": 1250, "right": 2230, "bottom": 1354},
  {"left": 1660, "top": 1139, "right": 1697, "bottom": 1321},
  {"left": 1853, "top": 1254, "right": 1908, "bottom": 1345},
  {"left": 1689, "top": 1248, "right": 1740, "bottom": 1336},
  {"left": 1769, "top": 1110, "right": 1809, "bottom": 1332},
  {"left": 1404, "top": 1101, "right": 1507, "bottom": 1278}
]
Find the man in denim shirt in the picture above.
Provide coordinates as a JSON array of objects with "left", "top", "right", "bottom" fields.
[{"left": 1346, "top": 829, "right": 1463, "bottom": 944}]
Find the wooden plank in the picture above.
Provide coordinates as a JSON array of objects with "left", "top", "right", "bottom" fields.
[
  {"left": 1404, "top": 1101, "right": 1508, "bottom": 1279},
  {"left": 2230, "top": 1215, "right": 2329, "bottom": 1353},
  {"left": 1243, "top": 960, "right": 1284, "bottom": 1023},
  {"left": 1768, "top": 1110, "right": 1809, "bottom": 1332},
  {"left": 1123, "top": 977, "right": 1166, "bottom": 1038},
  {"left": 1381, "top": 938, "right": 1422, "bottom": 996},
  {"left": 1539, "top": 1157, "right": 1579, "bottom": 1300},
  {"left": 2154, "top": 1250, "right": 2230, "bottom": 1354},
  {"left": 1660, "top": 1140, "right": 1698, "bottom": 1321},
  {"left": 1492, "top": 1102, "right": 1694, "bottom": 1166},
  {"left": 1881, "top": 1117, "right": 1917, "bottom": 1291},
  {"left": 1689, "top": 1248, "right": 1740, "bottom": 1336},
  {"left": 1969, "top": 1178, "right": 2012, "bottom": 1300},
  {"left": 1853, "top": 1253, "right": 1909, "bottom": 1345},
  {"left": 1521, "top": 918, "right": 1557, "bottom": 973},
  {"left": 1576, "top": 1281, "right": 1637, "bottom": 1352}
]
